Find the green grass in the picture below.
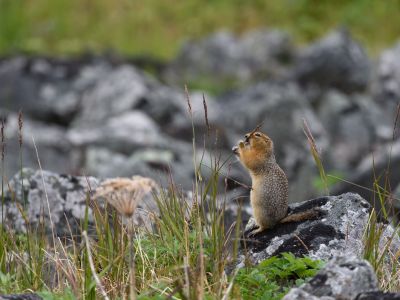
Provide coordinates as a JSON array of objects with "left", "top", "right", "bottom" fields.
[
  {"left": 0, "top": 144, "right": 324, "bottom": 299},
  {"left": 1, "top": 0, "right": 400, "bottom": 59}
]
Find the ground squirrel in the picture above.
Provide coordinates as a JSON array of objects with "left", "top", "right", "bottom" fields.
[{"left": 232, "top": 129, "right": 319, "bottom": 235}]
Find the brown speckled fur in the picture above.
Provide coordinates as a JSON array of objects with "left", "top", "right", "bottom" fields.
[
  {"left": 233, "top": 131, "right": 320, "bottom": 235},
  {"left": 233, "top": 131, "right": 288, "bottom": 234}
]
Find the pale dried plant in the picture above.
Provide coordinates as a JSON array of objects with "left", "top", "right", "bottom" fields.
[
  {"left": 94, "top": 176, "right": 158, "bottom": 218},
  {"left": 109, "top": 189, "right": 143, "bottom": 219},
  {"left": 93, "top": 176, "right": 159, "bottom": 299}
]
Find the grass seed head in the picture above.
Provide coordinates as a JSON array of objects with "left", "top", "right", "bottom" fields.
[
  {"left": 18, "top": 110, "right": 23, "bottom": 147},
  {"left": 94, "top": 176, "right": 159, "bottom": 218}
]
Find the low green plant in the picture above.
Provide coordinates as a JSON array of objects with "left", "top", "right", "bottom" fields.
[
  {"left": 234, "top": 253, "right": 324, "bottom": 300},
  {"left": 0, "top": 271, "right": 16, "bottom": 293},
  {"left": 37, "top": 288, "right": 77, "bottom": 300}
]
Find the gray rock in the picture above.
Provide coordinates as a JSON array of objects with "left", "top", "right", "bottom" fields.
[
  {"left": 166, "top": 91, "right": 224, "bottom": 141},
  {"left": 84, "top": 144, "right": 195, "bottom": 190},
  {"left": 68, "top": 110, "right": 166, "bottom": 153},
  {"left": 0, "top": 56, "right": 105, "bottom": 124},
  {"left": 0, "top": 168, "right": 99, "bottom": 236},
  {"left": 165, "top": 29, "right": 293, "bottom": 87},
  {"left": 332, "top": 139, "right": 400, "bottom": 211},
  {"left": 0, "top": 168, "right": 164, "bottom": 235},
  {"left": 283, "top": 256, "right": 378, "bottom": 300},
  {"left": 355, "top": 291, "right": 400, "bottom": 300},
  {"left": 71, "top": 65, "right": 148, "bottom": 126},
  {"left": 3, "top": 114, "right": 73, "bottom": 177},
  {"left": 377, "top": 41, "right": 400, "bottom": 103},
  {"left": 0, "top": 294, "right": 42, "bottom": 300},
  {"left": 317, "top": 90, "right": 393, "bottom": 170},
  {"left": 70, "top": 62, "right": 219, "bottom": 138},
  {"left": 294, "top": 29, "right": 370, "bottom": 92},
  {"left": 240, "top": 193, "right": 399, "bottom": 264}
]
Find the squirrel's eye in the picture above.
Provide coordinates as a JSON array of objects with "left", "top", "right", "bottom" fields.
[{"left": 255, "top": 132, "right": 261, "bottom": 137}]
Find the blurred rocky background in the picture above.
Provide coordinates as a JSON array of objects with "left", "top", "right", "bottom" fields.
[{"left": 1, "top": 1, "right": 400, "bottom": 209}]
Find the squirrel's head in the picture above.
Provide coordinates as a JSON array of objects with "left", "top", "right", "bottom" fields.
[{"left": 232, "top": 131, "right": 275, "bottom": 173}]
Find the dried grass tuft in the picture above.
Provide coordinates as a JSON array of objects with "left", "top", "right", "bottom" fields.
[{"left": 94, "top": 176, "right": 158, "bottom": 218}]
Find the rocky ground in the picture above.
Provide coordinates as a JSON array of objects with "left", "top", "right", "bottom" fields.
[
  {"left": 1, "top": 29, "right": 400, "bottom": 208},
  {"left": 1, "top": 169, "right": 400, "bottom": 299}
]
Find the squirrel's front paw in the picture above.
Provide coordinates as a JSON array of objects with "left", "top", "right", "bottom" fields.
[
  {"left": 232, "top": 145, "right": 239, "bottom": 155},
  {"left": 232, "top": 139, "right": 244, "bottom": 155},
  {"left": 233, "top": 139, "right": 250, "bottom": 155}
]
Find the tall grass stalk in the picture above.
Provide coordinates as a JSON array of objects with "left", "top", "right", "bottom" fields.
[
  {"left": 83, "top": 230, "right": 110, "bottom": 300},
  {"left": 17, "top": 111, "right": 34, "bottom": 287},
  {"left": 0, "top": 118, "right": 5, "bottom": 273},
  {"left": 362, "top": 104, "right": 400, "bottom": 291},
  {"left": 303, "top": 119, "right": 329, "bottom": 195}
]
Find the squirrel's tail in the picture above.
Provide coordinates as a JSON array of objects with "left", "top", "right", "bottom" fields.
[{"left": 280, "top": 208, "right": 321, "bottom": 224}]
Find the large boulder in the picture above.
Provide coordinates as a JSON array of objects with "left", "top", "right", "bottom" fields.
[
  {"left": 3, "top": 114, "right": 73, "bottom": 177},
  {"left": 0, "top": 168, "right": 159, "bottom": 236},
  {"left": 1, "top": 168, "right": 98, "bottom": 236},
  {"left": 294, "top": 30, "right": 370, "bottom": 92},
  {"left": 0, "top": 294, "right": 43, "bottom": 300},
  {"left": 283, "top": 255, "right": 378, "bottom": 300},
  {"left": 316, "top": 90, "right": 393, "bottom": 170},
  {"left": 376, "top": 41, "right": 400, "bottom": 104},
  {"left": 0, "top": 56, "right": 109, "bottom": 125},
  {"left": 332, "top": 139, "right": 400, "bottom": 210},
  {"left": 68, "top": 110, "right": 167, "bottom": 153},
  {"left": 239, "top": 193, "right": 399, "bottom": 264},
  {"left": 355, "top": 292, "right": 400, "bottom": 300},
  {"left": 83, "top": 142, "right": 196, "bottom": 190},
  {"left": 240, "top": 192, "right": 400, "bottom": 299}
]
